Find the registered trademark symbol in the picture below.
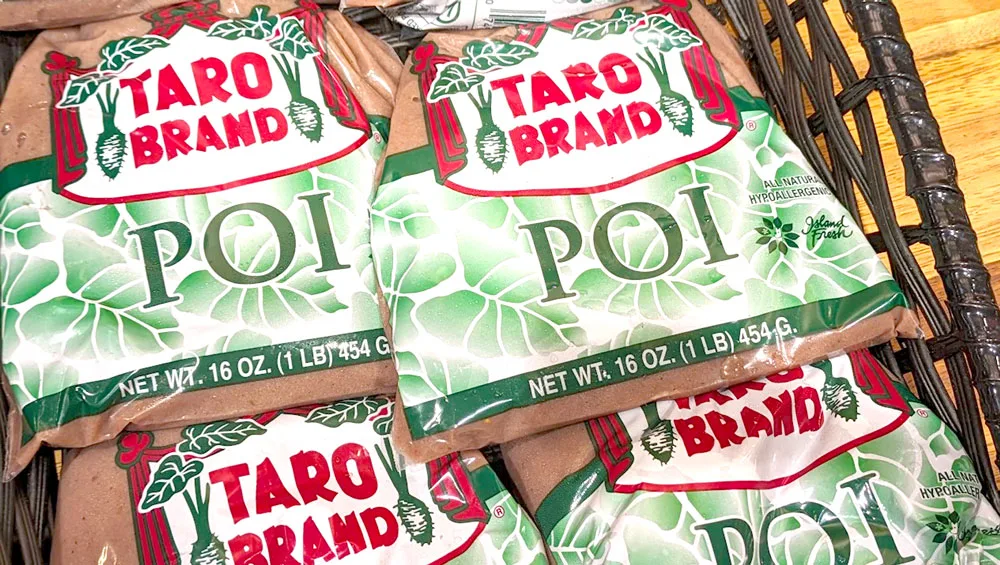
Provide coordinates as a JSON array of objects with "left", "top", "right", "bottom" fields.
[
  {"left": 746, "top": 120, "right": 758, "bottom": 131},
  {"left": 493, "top": 506, "right": 505, "bottom": 518},
  {"left": 916, "top": 408, "right": 929, "bottom": 418}
]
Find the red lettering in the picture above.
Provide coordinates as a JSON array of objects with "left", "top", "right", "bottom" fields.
[
  {"left": 361, "top": 506, "right": 399, "bottom": 550},
  {"left": 332, "top": 444, "right": 378, "bottom": 500},
  {"left": 223, "top": 111, "right": 257, "bottom": 148},
  {"left": 540, "top": 118, "right": 572, "bottom": 158},
  {"left": 161, "top": 120, "right": 192, "bottom": 160},
  {"left": 574, "top": 112, "right": 605, "bottom": 151},
  {"left": 156, "top": 65, "right": 196, "bottom": 111},
  {"left": 254, "top": 107, "right": 288, "bottom": 143},
  {"left": 768, "top": 367, "right": 804, "bottom": 384},
  {"left": 130, "top": 126, "right": 163, "bottom": 168},
  {"left": 693, "top": 390, "right": 734, "bottom": 408},
  {"left": 264, "top": 525, "right": 301, "bottom": 565},
  {"left": 763, "top": 391, "right": 794, "bottom": 436},
  {"left": 229, "top": 533, "right": 266, "bottom": 565},
  {"left": 302, "top": 517, "right": 334, "bottom": 565},
  {"left": 195, "top": 116, "right": 227, "bottom": 152},
  {"left": 597, "top": 106, "right": 632, "bottom": 146},
  {"left": 675, "top": 397, "right": 691, "bottom": 410},
  {"left": 599, "top": 53, "right": 641, "bottom": 94},
  {"left": 120, "top": 69, "right": 152, "bottom": 118},
  {"left": 727, "top": 380, "right": 768, "bottom": 400},
  {"left": 255, "top": 457, "right": 301, "bottom": 515},
  {"left": 511, "top": 125, "right": 544, "bottom": 165},
  {"left": 291, "top": 450, "right": 338, "bottom": 505},
  {"left": 191, "top": 57, "right": 232, "bottom": 105},
  {"left": 562, "top": 63, "right": 604, "bottom": 102},
  {"left": 627, "top": 101, "right": 662, "bottom": 138},
  {"left": 531, "top": 72, "right": 571, "bottom": 113},
  {"left": 329, "top": 512, "right": 366, "bottom": 559},
  {"left": 491, "top": 75, "right": 527, "bottom": 118},
  {"left": 705, "top": 411, "right": 745, "bottom": 449},
  {"left": 209, "top": 463, "right": 252, "bottom": 524},
  {"left": 741, "top": 406, "right": 774, "bottom": 438},
  {"left": 794, "top": 386, "right": 824, "bottom": 433},
  {"left": 676, "top": 416, "right": 714, "bottom": 456},
  {"left": 232, "top": 52, "right": 272, "bottom": 99}
]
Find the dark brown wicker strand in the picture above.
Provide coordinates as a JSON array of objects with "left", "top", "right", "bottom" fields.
[{"left": 3, "top": 0, "right": 1000, "bottom": 560}]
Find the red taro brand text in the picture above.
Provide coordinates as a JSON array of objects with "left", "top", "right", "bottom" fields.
[
  {"left": 119, "top": 399, "right": 544, "bottom": 565},
  {"left": 47, "top": 5, "right": 370, "bottom": 204},
  {"left": 421, "top": 6, "right": 739, "bottom": 196}
]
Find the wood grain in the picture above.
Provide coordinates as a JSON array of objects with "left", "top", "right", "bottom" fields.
[{"left": 822, "top": 0, "right": 1000, "bottom": 469}]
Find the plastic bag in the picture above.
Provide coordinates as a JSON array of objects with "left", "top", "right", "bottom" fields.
[
  {"left": 503, "top": 349, "right": 1000, "bottom": 564},
  {"left": 342, "top": 0, "right": 630, "bottom": 31},
  {"left": 0, "top": 0, "right": 401, "bottom": 478},
  {"left": 371, "top": 0, "right": 919, "bottom": 462},
  {"left": 53, "top": 396, "right": 547, "bottom": 564}
]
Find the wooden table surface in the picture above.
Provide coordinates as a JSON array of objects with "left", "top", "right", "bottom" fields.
[{"left": 820, "top": 0, "right": 1000, "bottom": 469}]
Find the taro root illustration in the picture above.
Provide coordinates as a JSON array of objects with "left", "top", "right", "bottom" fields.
[
  {"left": 426, "top": 39, "right": 538, "bottom": 173},
  {"left": 208, "top": 6, "right": 324, "bottom": 142},
  {"left": 56, "top": 35, "right": 170, "bottom": 179}
]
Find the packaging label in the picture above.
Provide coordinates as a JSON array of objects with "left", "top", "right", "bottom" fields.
[
  {"left": 0, "top": 2, "right": 389, "bottom": 440},
  {"left": 118, "top": 398, "right": 547, "bottom": 564},
  {"left": 372, "top": 2, "right": 907, "bottom": 439},
  {"left": 536, "top": 351, "right": 1000, "bottom": 564}
]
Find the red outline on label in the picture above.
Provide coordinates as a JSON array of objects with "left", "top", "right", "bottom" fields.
[
  {"left": 442, "top": 127, "right": 738, "bottom": 198},
  {"left": 611, "top": 411, "right": 909, "bottom": 494},
  {"left": 56, "top": 131, "right": 370, "bottom": 205},
  {"left": 428, "top": 521, "right": 488, "bottom": 565}
]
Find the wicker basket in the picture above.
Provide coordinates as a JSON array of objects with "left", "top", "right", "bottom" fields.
[{"left": 3, "top": 0, "right": 1000, "bottom": 562}]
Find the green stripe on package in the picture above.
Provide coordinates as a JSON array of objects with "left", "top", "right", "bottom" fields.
[
  {"left": 522, "top": 351, "right": 1000, "bottom": 564},
  {"left": 371, "top": 1, "right": 917, "bottom": 455},
  {"left": 0, "top": 3, "right": 397, "bottom": 477}
]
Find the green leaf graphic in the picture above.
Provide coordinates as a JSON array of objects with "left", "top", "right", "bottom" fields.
[
  {"left": 427, "top": 62, "right": 484, "bottom": 102},
  {"left": 138, "top": 454, "right": 204, "bottom": 512},
  {"left": 16, "top": 231, "right": 181, "bottom": 366},
  {"left": 98, "top": 35, "right": 169, "bottom": 72},
  {"left": 633, "top": 14, "right": 702, "bottom": 53},
  {"left": 1, "top": 253, "right": 58, "bottom": 306},
  {"left": 207, "top": 5, "right": 278, "bottom": 40},
  {"left": 177, "top": 419, "right": 267, "bottom": 455},
  {"left": 459, "top": 39, "right": 538, "bottom": 71},
  {"left": 306, "top": 397, "right": 388, "bottom": 428},
  {"left": 269, "top": 17, "right": 318, "bottom": 60},
  {"left": 57, "top": 72, "right": 115, "bottom": 108},
  {"left": 572, "top": 7, "right": 641, "bottom": 40},
  {"left": 373, "top": 411, "right": 393, "bottom": 436}
]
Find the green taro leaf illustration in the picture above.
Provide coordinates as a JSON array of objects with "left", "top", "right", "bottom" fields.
[
  {"left": 0, "top": 191, "right": 54, "bottom": 251},
  {"left": 98, "top": 35, "right": 169, "bottom": 72},
  {"left": 459, "top": 39, "right": 538, "bottom": 71},
  {"left": 306, "top": 397, "right": 388, "bottom": 428},
  {"left": 177, "top": 419, "right": 267, "bottom": 455},
  {"left": 427, "top": 62, "right": 484, "bottom": 102},
  {"left": 373, "top": 411, "right": 393, "bottom": 436},
  {"left": 207, "top": 5, "right": 278, "bottom": 40},
  {"left": 269, "top": 17, "right": 319, "bottom": 59},
  {"left": 640, "top": 420, "right": 676, "bottom": 465},
  {"left": 633, "top": 14, "right": 702, "bottom": 53},
  {"left": 57, "top": 72, "right": 116, "bottom": 108},
  {"left": 572, "top": 7, "right": 641, "bottom": 40},
  {"left": 17, "top": 230, "right": 182, "bottom": 363},
  {"left": 138, "top": 454, "right": 204, "bottom": 512}
]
